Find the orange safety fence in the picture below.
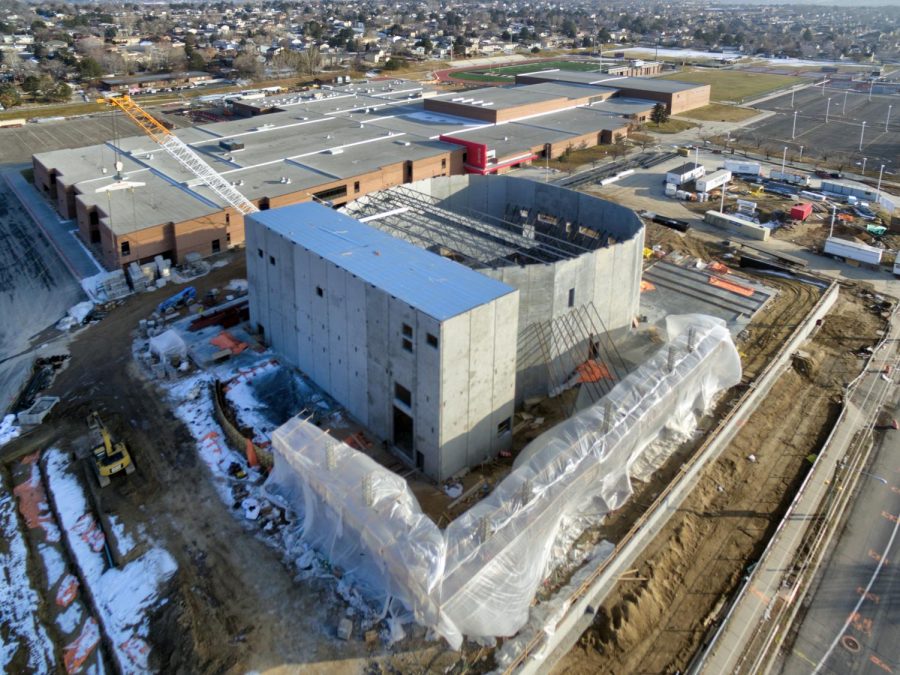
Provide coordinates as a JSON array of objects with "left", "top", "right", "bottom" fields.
[
  {"left": 13, "top": 460, "right": 61, "bottom": 544},
  {"left": 63, "top": 617, "right": 100, "bottom": 674},
  {"left": 577, "top": 360, "right": 612, "bottom": 383},
  {"left": 708, "top": 275, "right": 755, "bottom": 297},
  {"left": 56, "top": 574, "right": 80, "bottom": 608}
]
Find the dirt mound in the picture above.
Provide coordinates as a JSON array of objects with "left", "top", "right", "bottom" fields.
[{"left": 557, "top": 289, "right": 882, "bottom": 675}]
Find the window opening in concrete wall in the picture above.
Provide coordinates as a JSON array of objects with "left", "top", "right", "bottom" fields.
[
  {"left": 120, "top": 240, "right": 130, "bottom": 256},
  {"left": 402, "top": 338, "right": 413, "bottom": 352},
  {"left": 212, "top": 239, "right": 221, "bottom": 253},
  {"left": 568, "top": 287, "right": 575, "bottom": 308},
  {"left": 427, "top": 333, "right": 439, "bottom": 348},
  {"left": 497, "top": 417, "right": 511, "bottom": 436},
  {"left": 269, "top": 255, "right": 276, "bottom": 266},
  {"left": 316, "top": 286, "right": 324, "bottom": 297},
  {"left": 393, "top": 406, "right": 414, "bottom": 457},
  {"left": 402, "top": 323, "right": 413, "bottom": 337},
  {"left": 354, "top": 181, "right": 360, "bottom": 193},
  {"left": 394, "top": 383, "right": 412, "bottom": 407},
  {"left": 258, "top": 248, "right": 263, "bottom": 258}
]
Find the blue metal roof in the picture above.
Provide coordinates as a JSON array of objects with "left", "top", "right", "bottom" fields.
[{"left": 249, "top": 202, "right": 517, "bottom": 321}]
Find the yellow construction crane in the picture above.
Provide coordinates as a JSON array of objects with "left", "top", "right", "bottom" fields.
[{"left": 98, "top": 94, "right": 258, "bottom": 215}]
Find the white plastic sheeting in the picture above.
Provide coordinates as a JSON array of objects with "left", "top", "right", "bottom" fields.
[
  {"left": 149, "top": 329, "right": 187, "bottom": 361},
  {"left": 266, "top": 315, "right": 741, "bottom": 648}
]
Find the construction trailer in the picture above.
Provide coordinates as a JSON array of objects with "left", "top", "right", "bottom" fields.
[
  {"left": 823, "top": 237, "right": 883, "bottom": 265},
  {"left": 724, "top": 160, "right": 763, "bottom": 178},
  {"left": 696, "top": 169, "right": 732, "bottom": 194},
  {"left": 769, "top": 170, "right": 811, "bottom": 187},
  {"left": 704, "top": 210, "right": 770, "bottom": 241},
  {"left": 666, "top": 162, "right": 705, "bottom": 186}
]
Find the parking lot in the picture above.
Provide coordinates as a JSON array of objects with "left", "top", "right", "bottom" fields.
[
  {"left": 0, "top": 115, "right": 122, "bottom": 165},
  {"left": 735, "top": 87, "right": 899, "bottom": 169}
]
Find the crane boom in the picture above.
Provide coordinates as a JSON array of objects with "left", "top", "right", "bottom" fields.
[{"left": 99, "top": 95, "right": 258, "bottom": 215}]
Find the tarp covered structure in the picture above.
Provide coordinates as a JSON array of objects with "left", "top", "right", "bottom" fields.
[
  {"left": 149, "top": 329, "right": 187, "bottom": 361},
  {"left": 265, "top": 314, "right": 742, "bottom": 647}
]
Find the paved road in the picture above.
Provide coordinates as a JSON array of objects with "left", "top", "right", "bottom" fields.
[{"left": 779, "top": 421, "right": 900, "bottom": 675}]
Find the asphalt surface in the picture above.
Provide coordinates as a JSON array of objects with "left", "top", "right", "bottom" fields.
[
  {"left": 780, "top": 422, "right": 900, "bottom": 675},
  {"left": 737, "top": 86, "right": 899, "bottom": 168}
]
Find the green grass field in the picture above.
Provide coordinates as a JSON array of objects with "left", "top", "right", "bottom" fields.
[
  {"left": 452, "top": 59, "right": 602, "bottom": 83},
  {"left": 658, "top": 69, "right": 796, "bottom": 102},
  {"left": 674, "top": 102, "right": 760, "bottom": 122}
]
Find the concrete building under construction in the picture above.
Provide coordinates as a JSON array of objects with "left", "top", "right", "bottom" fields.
[{"left": 248, "top": 175, "right": 644, "bottom": 479}]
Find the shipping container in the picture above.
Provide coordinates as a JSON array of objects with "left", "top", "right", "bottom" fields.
[
  {"left": 724, "top": 160, "right": 762, "bottom": 177},
  {"left": 789, "top": 203, "right": 813, "bottom": 221},
  {"left": 823, "top": 237, "right": 882, "bottom": 265}
]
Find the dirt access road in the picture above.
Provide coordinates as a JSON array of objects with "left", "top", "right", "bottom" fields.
[
  {"left": 4, "top": 254, "right": 466, "bottom": 674},
  {"left": 556, "top": 287, "right": 887, "bottom": 675}
]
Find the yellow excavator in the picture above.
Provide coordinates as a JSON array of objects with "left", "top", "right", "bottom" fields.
[{"left": 87, "top": 412, "right": 135, "bottom": 487}]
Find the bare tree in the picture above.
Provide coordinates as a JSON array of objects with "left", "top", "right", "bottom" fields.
[{"left": 298, "top": 45, "right": 322, "bottom": 76}]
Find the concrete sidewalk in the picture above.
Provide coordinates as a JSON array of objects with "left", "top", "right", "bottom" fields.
[
  {"left": 3, "top": 168, "right": 103, "bottom": 281},
  {"left": 697, "top": 318, "right": 900, "bottom": 674}
]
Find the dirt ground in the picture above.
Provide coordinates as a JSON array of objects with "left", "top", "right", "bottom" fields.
[
  {"left": 555, "top": 287, "right": 886, "bottom": 675},
  {"left": 1, "top": 253, "right": 472, "bottom": 674}
]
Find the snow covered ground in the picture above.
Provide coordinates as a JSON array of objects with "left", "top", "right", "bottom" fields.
[
  {"left": 0, "top": 482, "right": 56, "bottom": 672},
  {"left": 44, "top": 449, "right": 177, "bottom": 674}
]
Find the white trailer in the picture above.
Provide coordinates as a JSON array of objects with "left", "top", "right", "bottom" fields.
[
  {"left": 823, "top": 237, "right": 883, "bottom": 265},
  {"left": 666, "top": 162, "right": 705, "bottom": 186},
  {"left": 770, "top": 170, "right": 811, "bottom": 187},
  {"left": 724, "top": 160, "right": 762, "bottom": 177},
  {"left": 696, "top": 169, "right": 732, "bottom": 193}
]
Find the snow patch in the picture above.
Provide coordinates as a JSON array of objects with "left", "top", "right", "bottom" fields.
[
  {"left": 44, "top": 449, "right": 177, "bottom": 674},
  {"left": 1, "top": 414, "right": 21, "bottom": 445}
]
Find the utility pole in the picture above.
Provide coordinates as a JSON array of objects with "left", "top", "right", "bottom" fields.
[
  {"left": 792, "top": 109, "right": 798, "bottom": 139},
  {"left": 799, "top": 145, "right": 804, "bottom": 162},
  {"left": 825, "top": 97, "right": 831, "bottom": 123},
  {"left": 886, "top": 104, "right": 892, "bottom": 133},
  {"left": 720, "top": 182, "right": 726, "bottom": 213},
  {"left": 862, "top": 156, "right": 867, "bottom": 175},
  {"left": 781, "top": 146, "right": 787, "bottom": 176},
  {"left": 859, "top": 120, "right": 866, "bottom": 151},
  {"left": 876, "top": 164, "right": 885, "bottom": 200},
  {"left": 828, "top": 204, "right": 836, "bottom": 239},
  {"left": 842, "top": 89, "right": 849, "bottom": 115},
  {"left": 868, "top": 80, "right": 874, "bottom": 101},
  {"left": 791, "top": 86, "right": 795, "bottom": 108}
]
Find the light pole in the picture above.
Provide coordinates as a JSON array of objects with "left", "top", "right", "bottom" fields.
[
  {"left": 825, "top": 97, "right": 831, "bottom": 123},
  {"left": 792, "top": 109, "right": 798, "bottom": 139},
  {"left": 868, "top": 79, "right": 874, "bottom": 102},
  {"left": 876, "top": 164, "right": 885, "bottom": 199},
  {"left": 828, "top": 204, "right": 836, "bottom": 239},
  {"left": 781, "top": 146, "right": 787, "bottom": 176},
  {"left": 791, "top": 86, "right": 796, "bottom": 108},
  {"left": 887, "top": 104, "right": 892, "bottom": 133},
  {"left": 859, "top": 120, "right": 866, "bottom": 151},
  {"left": 843, "top": 89, "right": 848, "bottom": 115},
  {"left": 862, "top": 157, "right": 867, "bottom": 175},
  {"left": 799, "top": 145, "right": 804, "bottom": 162}
]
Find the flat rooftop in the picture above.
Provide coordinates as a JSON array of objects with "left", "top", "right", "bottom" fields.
[{"left": 251, "top": 202, "right": 517, "bottom": 321}]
